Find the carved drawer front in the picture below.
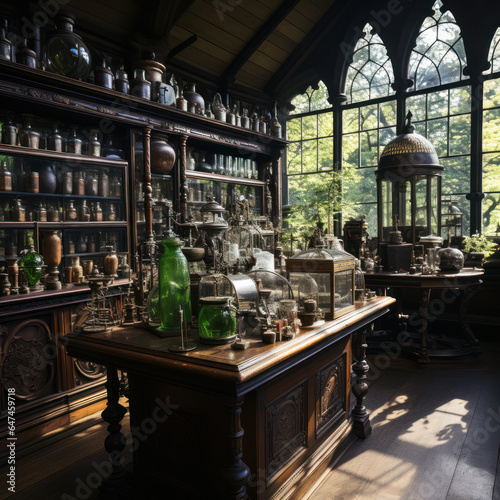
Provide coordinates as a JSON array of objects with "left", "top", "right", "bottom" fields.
[
  {"left": 266, "top": 382, "right": 307, "bottom": 484},
  {"left": 316, "top": 354, "right": 346, "bottom": 439}
]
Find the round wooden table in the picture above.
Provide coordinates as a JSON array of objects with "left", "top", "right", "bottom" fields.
[{"left": 364, "top": 268, "right": 483, "bottom": 363}]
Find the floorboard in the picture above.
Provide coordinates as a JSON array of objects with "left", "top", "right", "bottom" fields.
[{"left": 2, "top": 345, "right": 500, "bottom": 500}]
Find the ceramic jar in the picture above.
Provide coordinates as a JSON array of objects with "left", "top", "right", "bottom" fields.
[
  {"left": 151, "top": 137, "right": 176, "bottom": 174},
  {"left": 41, "top": 231, "right": 61, "bottom": 268},
  {"left": 93, "top": 58, "right": 113, "bottom": 89},
  {"left": 183, "top": 83, "right": 205, "bottom": 113}
]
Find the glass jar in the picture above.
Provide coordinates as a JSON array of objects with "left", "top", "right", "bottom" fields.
[
  {"left": 20, "top": 122, "right": 40, "bottom": 148},
  {"left": 62, "top": 169, "right": 73, "bottom": 194},
  {"left": 103, "top": 246, "right": 118, "bottom": 276},
  {"left": 0, "top": 160, "right": 12, "bottom": 191},
  {"left": 71, "top": 256, "right": 83, "bottom": 283},
  {"left": 198, "top": 297, "right": 237, "bottom": 344},
  {"left": 89, "top": 132, "right": 101, "bottom": 157},
  {"left": 157, "top": 235, "right": 191, "bottom": 334},
  {"left": 36, "top": 202, "right": 47, "bottom": 222},
  {"left": 110, "top": 176, "right": 122, "bottom": 197},
  {"left": 85, "top": 170, "right": 98, "bottom": 196},
  {"left": 43, "top": 12, "right": 92, "bottom": 80},
  {"left": 98, "top": 171, "right": 109, "bottom": 197},
  {"left": 13, "top": 199, "right": 26, "bottom": 222},
  {"left": 73, "top": 170, "right": 85, "bottom": 195},
  {"left": 1, "top": 119, "right": 17, "bottom": 145},
  {"left": 67, "top": 129, "right": 82, "bottom": 154},
  {"left": 65, "top": 200, "right": 78, "bottom": 221},
  {"left": 80, "top": 199, "right": 90, "bottom": 222},
  {"left": 26, "top": 170, "right": 39, "bottom": 193},
  {"left": 19, "top": 246, "right": 44, "bottom": 288},
  {"left": 48, "top": 127, "right": 63, "bottom": 152},
  {"left": 67, "top": 238, "right": 75, "bottom": 254}
]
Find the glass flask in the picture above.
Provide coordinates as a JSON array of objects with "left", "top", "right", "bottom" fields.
[
  {"left": 157, "top": 234, "right": 191, "bottom": 334},
  {"left": 198, "top": 297, "right": 237, "bottom": 344},
  {"left": 19, "top": 246, "right": 44, "bottom": 287},
  {"left": 43, "top": 12, "right": 92, "bottom": 80}
]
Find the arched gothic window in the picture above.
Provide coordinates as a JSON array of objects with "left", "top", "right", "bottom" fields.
[
  {"left": 487, "top": 27, "right": 500, "bottom": 74},
  {"left": 408, "top": 0, "right": 467, "bottom": 90},
  {"left": 344, "top": 23, "right": 395, "bottom": 104}
]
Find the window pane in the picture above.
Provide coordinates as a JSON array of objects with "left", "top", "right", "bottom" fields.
[
  {"left": 287, "top": 142, "right": 302, "bottom": 174},
  {"left": 427, "top": 118, "right": 448, "bottom": 157},
  {"left": 449, "top": 115, "right": 471, "bottom": 155},
  {"left": 407, "top": 95, "right": 427, "bottom": 121},
  {"left": 318, "top": 137, "right": 334, "bottom": 171},
  {"left": 360, "top": 130, "right": 378, "bottom": 167},
  {"left": 484, "top": 78, "right": 500, "bottom": 109},
  {"left": 302, "top": 140, "right": 318, "bottom": 173},
  {"left": 342, "top": 133, "right": 359, "bottom": 167},
  {"left": 380, "top": 101, "right": 397, "bottom": 126},
  {"left": 380, "top": 127, "right": 397, "bottom": 150},
  {"left": 360, "top": 104, "right": 378, "bottom": 130},
  {"left": 287, "top": 118, "right": 301, "bottom": 142},
  {"left": 343, "top": 108, "right": 358, "bottom": 133},
  {"left": 344, "top": 166, "right": 377, "bottom": 204},
  {"left": 450, "top": 86, "right": 471, "bottom": 114},
  {"left": 441, "top": 156, "right": 470, "bottom": 194},
  {"left": 302, "top": 114, "right": 317, "bottom": 140},
  {"left": 428, "top": 90, "right": 448, "bottom": 118},
  {"left": 318, "top": 111, "right": 333, "bottom": 137},
  {"left": 483, "top": 108, "right": 500, "bottom": 152},
  {"left": 483, "top": 152, "right": 500, "bottom": 191},
  {"left": 483, "top": 193, "right": 500, "bottom": 236}
]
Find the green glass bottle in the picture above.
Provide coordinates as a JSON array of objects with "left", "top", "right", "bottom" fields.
[
  {"left": 157, "top": 235, "right": 191, "bottom": 333},
  {"left": 19, "top": 246, "right": 44, "bottom": 287}
]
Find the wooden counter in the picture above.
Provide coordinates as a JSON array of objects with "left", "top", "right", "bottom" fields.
[{"left": 67, "top": 296, "right": 395, "bottom": 500}]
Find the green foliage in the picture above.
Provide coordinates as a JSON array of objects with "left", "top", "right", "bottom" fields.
[{"left": 462, "top": 233, "right": 496, "bottom": 256}]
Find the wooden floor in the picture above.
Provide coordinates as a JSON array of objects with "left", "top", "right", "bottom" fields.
[{"left": 2, "top": 344, "right": 500, "bottom": 500}]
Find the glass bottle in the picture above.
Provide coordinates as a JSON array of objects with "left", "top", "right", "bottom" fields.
[
  {"left": 25, "top": 170, "right": 39, "bottom": 193},
  {"left": 198, "top": 297, "right": 237, "bottom": 344},
  {"left": 106, "top": 203, "right": 117, "bottom": 221},
  {"left": 67, "top": 237, "right": 75, "bottom": 254},
  {"left": 85, "top": 170, "right": 98, "bottom": 196},
  {"left": 80, "top": 199, "right": 90, "bottom": 222},
  {"left": 73, "top": 170, "right": 85, "bottom": 195},
  {"left": 62, "top": 169, "right": 73, "bottom": 194},
  {"left": 65, "top": 200, "right": 78, "bottom": 221},
  {"left": 13, "top": 199, "right": 25, "bottom": 222},
  {"left": 0, "top": 160, "right": 12, "bottom": 191},
  {"left": 67, "top": 129, "right": 82, "bottom": 154},
  {"left": 48, "top": 126, "right": 63, "bottom": 152},
  {"left": 157, "top": 234, "right": 191, "bottom": 333},
  {"left": 71, "top": 256, "right": 83, "bottom": 283},
  {"left": 94, "top": 202, "right": 103, "bottom": 221},
  {"left": 89, "top": 132, "right": 101, "bottom": 157},
  {"left": 36, "top": 202, "right": 47, "bottom": 222},
  {"left": 0, "top": 21, "right": 12, "bottom": 61},
  {"left": 98, "top": 171, "right": 109, "bottom": 197}
]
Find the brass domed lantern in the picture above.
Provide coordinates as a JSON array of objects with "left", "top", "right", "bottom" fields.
[{"left": 376, "top": 112, "right": 443, "bottom": 245}]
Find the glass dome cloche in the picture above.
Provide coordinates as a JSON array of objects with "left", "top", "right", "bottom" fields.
[
  {"left": 286, "top": 244, "right": 355, "bottom": 320},
  {"left": 43, "top": 12, "right": 92, "bottom": 80}
]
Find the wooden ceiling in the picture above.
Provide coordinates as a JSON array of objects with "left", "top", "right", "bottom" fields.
[{"left": 12, "top": 0, "right": 343, "bottom": 102}]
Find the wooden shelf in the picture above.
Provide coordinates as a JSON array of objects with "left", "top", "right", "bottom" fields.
[
  {"left": 0, "top": 221, "right": 127, "bottom": 229},
  {"left": 186, "top": 170, "right": 265, "bottom": 186},
  {"left": 0, "top": 144, "right": 128, "bottom": 167},
  {"left": 0, "top": 190, "right": 122, "bottom": 201}
]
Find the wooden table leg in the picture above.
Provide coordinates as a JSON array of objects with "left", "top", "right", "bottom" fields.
[
  {"left": 459, "top": 282, "right": 481, "bottom": 349},
  {"left": 352, "top": 326, "right": 372, "bottom": 438},
  {"left": 99, "top": 367, "right": 128, "bottom": 498},
  {"left": 417, "top": 289, "right": 431, "bottom": 365},
  {"left": 220, "top": 396, "right": 251, "bottom": 499}
]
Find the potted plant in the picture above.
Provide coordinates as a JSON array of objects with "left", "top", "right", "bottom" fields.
[{"left": 462, "top": 232, "right": 496, "bottom": 267}]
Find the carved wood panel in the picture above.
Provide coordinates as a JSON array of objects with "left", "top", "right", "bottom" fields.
[
  {"left": 315, "top": 354, "right": 346, "bottom": 439},
  {"left": 0, "top": 319, "right": 55, "bottom": 401},
  {"left": 265, "top": 382, "right": 307, "bottom": 484}
]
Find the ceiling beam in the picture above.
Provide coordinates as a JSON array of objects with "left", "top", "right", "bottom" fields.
[
  {"left": 221, "top": 0, "right": 302, "bottom": 85},
  {"left": 264, "top": 0, "right": 350, "bottom": 97}
]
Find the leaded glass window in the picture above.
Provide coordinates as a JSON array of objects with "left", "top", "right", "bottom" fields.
[
  {"left": 345, "top": 23, "right": 395, "bottom": 104},
  {"left": 486, "top": 27, "right": 500, "bottom": 75},
  {"left": 408, "top": 0, "right": 467, "bottom": 91}
]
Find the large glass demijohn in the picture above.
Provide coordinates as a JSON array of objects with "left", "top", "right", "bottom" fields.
[
  {"left": 43, "top": 12, "right": 92, "bottom": 80},
  {"left": 157, "top": 231, "right": 191, "bottom": 334}
]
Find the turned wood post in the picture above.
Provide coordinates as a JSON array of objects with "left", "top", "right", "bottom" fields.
[
  {"left": 352, "top": 326, "right": 372, "bottom": 438},
  {"left": 179, "top": 135, "right": 188, "bottom": 223},
  {"left": 143, "top": 127, "right": 153, "bottom": 240},
  {"left": 100, "top": 367, "right": 127, "bottom": 497},
  {"left": 418, "top": 288, "right": 431, "bottom": 365},
  {"left": 220, "top": 396, "right": 251, "bottom": 499}
]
